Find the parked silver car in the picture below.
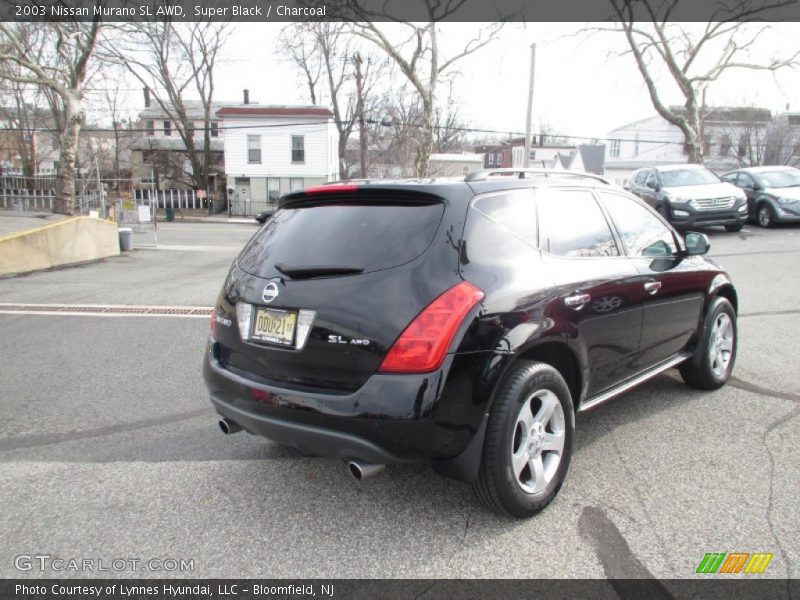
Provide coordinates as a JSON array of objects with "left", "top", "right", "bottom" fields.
[
  {"left": 626, "top": 164, "right": 748, "bottom": 232},
  {"left": 721, "top": 166, "right": 800, "bottom": 228}
]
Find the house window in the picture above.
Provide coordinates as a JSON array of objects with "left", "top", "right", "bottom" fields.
[
  {"left": 462, "top": 166, "right": 469, "bottom": 176},
  {"left": 496, "top": 152, "right": 502, "bottom": 165},
  {"left": 609, "top": 139, "right": 620, "bottom": 158},
  {"left": 142, "top": 151, "right": 151, "bottom": 164},
  {"left": 51, "top": 136, "right": 59, "bottom": 150},
  {"left": 720, "top": 134, "right": 732, "bottom": 157},
  {"left": 210, "top": 121, "right": 218, "bottom": 138},
  {"left": 291, "top": 135, "right": 305, "bottom": 163},
  {"left": 488, "top": 153, "right": 495, "bottom": 166},
  {"left": 267, "top": 178, "right": 280, "bottom": 202},
  {"left": 634, "top": 135, "right": 639, "bottom": 157},
  {"left": 248, "top": 135, "right": 261, "bottom": 164},
  {"left": 289, "top": 178, "right": 304, "bottom": 191},
  {"left": 703, "top": 135, "right": 712, "bottom": 155},
  {"left": 738, "top": 133, "right": 748, "bottom": 158},
  {"left": 163, "top": 121, "right": 171, "bottom": 136},
  {"left": 146, "top": 120, "right": 155, "bottom": 136}
]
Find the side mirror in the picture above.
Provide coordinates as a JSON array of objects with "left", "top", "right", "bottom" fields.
[
  {"left": 751, "top": 182, "right": 763, "bottom": 191},
  {"left": 684, "top": 231, "right": 710, "bottom": 256},
  {"left": 646, "top": 180, "right": 660, "bottom": 191}
]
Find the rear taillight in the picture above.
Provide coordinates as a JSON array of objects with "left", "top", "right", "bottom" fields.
[
  {"left": 379, "top": 281, "right": 484, "bottom": 374},
  {"left": 210, "top": 309, "right": 217, "bottom": 338}
]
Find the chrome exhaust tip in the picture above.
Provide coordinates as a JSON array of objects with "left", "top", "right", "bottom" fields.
[
  {"left": 347, "top": 460, "right": 385, "bottom": 480},
  {"left": 218, "top": 418, "right": 242, "bottom": 435}
]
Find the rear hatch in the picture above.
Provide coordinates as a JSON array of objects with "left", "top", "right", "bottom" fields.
[{"left": 214, "top": 188, "right": 460, "bottom": 392}]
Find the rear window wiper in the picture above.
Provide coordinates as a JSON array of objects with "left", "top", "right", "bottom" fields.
[{"left": 274, "top": 262, "right": 364, "bottom": 279}]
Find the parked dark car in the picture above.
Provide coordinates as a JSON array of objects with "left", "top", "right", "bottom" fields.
[
  {"left": 721, "top": 166, "right": 800, "bottom": 228},
  {"left": 204, "top": 169, "right": 739, "bottom": 518},
  {"left": 626, "top": 164, "right": 748, "bottom": 232},
  {"left": 254, "top": 209, "right": 276, "bottom": 224}
]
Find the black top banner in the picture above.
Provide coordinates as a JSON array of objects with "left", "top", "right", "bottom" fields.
[{"left": 2, "top": 0, "right": 800, "bottom": 22}]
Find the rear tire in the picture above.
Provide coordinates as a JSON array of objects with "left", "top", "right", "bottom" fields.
[
  {"left": 680, "top": 297, "right": 737, "bottom": 390},
  {"left": 757, "top": 204, "right": 775, "bottom": 228},
  {"left": 473, "top": 361, "right": 574, "bottom": 518}
]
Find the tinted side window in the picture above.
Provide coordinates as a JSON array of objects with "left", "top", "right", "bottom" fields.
[
  {"left": 738, "top": 173, "right": 755, "bottom": 188},
  {"left": 634, "top": 170, "right": 649, "bottom": 186},
  {"left": 600, "top": 192, "right": 678, "bottom": 257},
  {"left": 471, "top": 189, "right": 537, "bottom": 247},
  {"left": 537, "top": 189, "right": 619, "bottom": 258},
  {"left": 721, "top": 173, "right": 739, "bottom": 185}
]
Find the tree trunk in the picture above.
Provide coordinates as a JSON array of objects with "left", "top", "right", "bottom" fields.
[
  {"left": 54, "top": 96, "right": 82, "bottom": 215},
  {"left": 414, "top": 96, "right": 433, "bottom": 177}
]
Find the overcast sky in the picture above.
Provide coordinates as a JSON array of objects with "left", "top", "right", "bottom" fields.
[{"left": 93, "top": 22, "right": 800, "bottom": 142}]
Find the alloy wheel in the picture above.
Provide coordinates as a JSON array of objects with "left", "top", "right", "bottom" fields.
[
  {"left": 510, "top": 389, "right": 566, "bottom": 494},
  {"left": 708, "top": 312, "right": 734, "bottom": 378}
]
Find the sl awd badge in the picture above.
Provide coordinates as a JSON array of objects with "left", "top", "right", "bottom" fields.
[{"left": 262, "top": 282, "right": 279, "bottom": 304}]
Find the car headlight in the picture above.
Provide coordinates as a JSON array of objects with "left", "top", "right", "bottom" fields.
[
  {"left": 673, "top": 209, "right": 690, "bottom": 217},
  {"left": 738, "top": 204, "right": 748, "bottom": 213},
  {"left": 665, "top": 195, "right": 689, "bottom": 204}
]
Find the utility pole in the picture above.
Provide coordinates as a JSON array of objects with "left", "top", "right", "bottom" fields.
[
  {"left": 353, "top": 52, "right": 367, "bottom": 179},
  {"left": 523, "top": 43, "right": 536, "bottom": 168}
]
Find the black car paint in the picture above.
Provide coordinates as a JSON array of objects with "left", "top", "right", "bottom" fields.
[{"left": 204, "top": 178, "right": 737, "bottom": 483}]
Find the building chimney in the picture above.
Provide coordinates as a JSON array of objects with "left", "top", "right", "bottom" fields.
[
  {"left": 143, "top": 87, "right": 151, "bottom": 108},
  {"left": 243, "top": 89, "right": 250, "bottom": 105}
]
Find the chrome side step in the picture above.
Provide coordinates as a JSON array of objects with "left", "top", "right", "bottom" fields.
[{"left": 578, "top": 354, "right": 689, "bottom": 413}]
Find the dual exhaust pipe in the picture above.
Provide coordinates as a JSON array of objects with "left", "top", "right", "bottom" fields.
[{"left": 217, "top": 418, "right": 384, "bottom": 480}]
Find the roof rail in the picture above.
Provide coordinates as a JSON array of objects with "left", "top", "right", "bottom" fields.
[{"left": 465, "top": 168, "right": 611, "bottom": 185}]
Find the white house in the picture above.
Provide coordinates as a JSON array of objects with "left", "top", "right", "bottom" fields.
[
  {"left": 604, "top": 106, "right": 772, "bottom": 185},
  {"left": 428, "top": 153, "right": 484, "bottom": 177},
  {"left": 217, "top": 105, "right": 339, "bottom": 214}
]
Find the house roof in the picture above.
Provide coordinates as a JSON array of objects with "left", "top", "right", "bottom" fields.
[
  {"left": 429, "top": 153, "right": 484, "bottom": 163},
  {"left": 578, "top": 144, "right": 606, "bottom": 175},
  {"left": 216, "top": 105, "right": 333, "bottom": 118},
  {"left": 139, "top": 100, "right": 234, "bottom": 121}
]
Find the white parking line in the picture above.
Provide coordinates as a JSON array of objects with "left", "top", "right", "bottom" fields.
[{"left": 0, "top": 303, "right": 213, "bottom": 318}]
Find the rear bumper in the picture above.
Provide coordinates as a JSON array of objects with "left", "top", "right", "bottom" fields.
[{"left": 203, "top": 339, "right": 492, "bottom": 478}]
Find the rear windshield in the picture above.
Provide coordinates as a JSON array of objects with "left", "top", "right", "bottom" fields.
[{"left": 236, "top": 201, "right": 445, "bottom": 278}]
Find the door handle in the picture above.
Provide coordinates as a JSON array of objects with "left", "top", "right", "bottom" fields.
[
  {"left": 564, "top": 293, "right": 591, "bottom": 309},
  {"left": 644, "top": 280, "right": 662, "bottom": 295}
]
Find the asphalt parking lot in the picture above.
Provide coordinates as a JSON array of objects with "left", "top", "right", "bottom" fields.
[{"left": 0, "top": 221, "right": 798, "bottom": 581}]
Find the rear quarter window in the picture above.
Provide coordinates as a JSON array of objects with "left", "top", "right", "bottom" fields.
[{"left": 237, "top": 201, "right": 445, "bottom": 278}]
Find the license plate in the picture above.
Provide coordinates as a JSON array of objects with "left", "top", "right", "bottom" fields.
[{"left": 251, "top": 307, "right": 297, "bottom": 347}]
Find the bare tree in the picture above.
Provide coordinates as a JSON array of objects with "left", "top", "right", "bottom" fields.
[
  {"left": 278, "top": 26, "right": 323, "bottom": 105},
  {"left": 278, "top": 23, "right": 389, "bottom": 179},
  {"left": 105, "top": 22, "right": 228, "bottom": 195},
  {"left": 0, "top": 19, "right": 103, "bottom": 214},
  {"left": 345, "top": 7, "right": 502, "bottom": 176},
  {"left": 600, "top": 0, "right": 800, "bottom": 164},
  {"left": 764, "top": 114, "right": 800, "bottom": 166},
  {"left": 0, "top": 81, "right": 50, "bottom": 177}
]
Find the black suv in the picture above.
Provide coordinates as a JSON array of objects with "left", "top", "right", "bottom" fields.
[{"left": 204, "top": 169, "right": 738, "bottom": 518}]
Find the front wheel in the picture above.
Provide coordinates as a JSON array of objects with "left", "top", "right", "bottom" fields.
[
  {"left": 473, "top": 361, "right": 574, "bottom": 518},
  {"left": 757, "top": 204, "right": 775, "bottom": 228},
  {"left": 680, "top": 297, "right": 737, "bottom": 390}
]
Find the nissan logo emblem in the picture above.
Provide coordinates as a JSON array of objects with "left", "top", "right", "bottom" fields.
[{"left": 262, "top": 282, "right": 279, "bottom": 304}]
